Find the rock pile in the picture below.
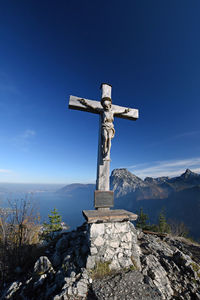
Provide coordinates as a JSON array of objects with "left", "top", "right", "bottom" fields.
[{"left": 1, "top": 222, "right": 200, "bottom": 299}]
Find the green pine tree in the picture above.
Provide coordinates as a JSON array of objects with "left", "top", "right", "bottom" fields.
[
  {"left": 42, "top": 208, "right": 63, "bottom": 241},
  {"left": 158, "top": 209, "right": 171, "bottom": 233},
  {"left": 136, "top": 208, "right": 149, "bottom": 230}
]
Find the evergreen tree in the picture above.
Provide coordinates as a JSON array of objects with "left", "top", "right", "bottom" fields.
[
  {"left": 158, "top": 209, "right": 171, "bottom": 233},
  {"left": 42, "top": 208, "right": 63, "bottom": 241},
  {"left": 136, "top": 208, "right": 148, "bottom": 230}
]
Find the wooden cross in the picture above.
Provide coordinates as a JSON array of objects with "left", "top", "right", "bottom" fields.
[{"left": 69, "top": 83, "right": 139, "bottom": 210}]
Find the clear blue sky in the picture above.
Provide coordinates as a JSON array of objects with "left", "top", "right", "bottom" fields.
[{"left": 1, "top": 0, "right": 200, "bottom": 183}]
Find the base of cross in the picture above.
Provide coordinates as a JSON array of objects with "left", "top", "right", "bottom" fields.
[{"left": 82, "top": 209, "right": 138, "bottom": 224}]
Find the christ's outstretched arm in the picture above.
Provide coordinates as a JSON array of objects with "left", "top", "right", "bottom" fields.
[
  {"left": 78, "top": 98, "right": 102, "bottom": 113},
  {"left": 114, "top": 107, "right": 130, "bottom": 117}
]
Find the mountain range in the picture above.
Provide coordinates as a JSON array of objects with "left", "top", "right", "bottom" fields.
[
  {"left": 111, "top": 168, "right": 200, "bottom": 240},
  {"left": 57, "top": 168, "right": 200, "bottom": 240},
  {"left": 110, "top": 168, "right": 200, "bottom": 199}
]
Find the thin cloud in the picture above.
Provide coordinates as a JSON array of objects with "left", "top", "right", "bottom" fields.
[
  {"left": 174, "top": 131, "right": 200, "bottom": 139},
  {"left": 129, "top": 157, "right": 200, "bottom": 179},
  {"left": 0, "top": 169, "right": 12, "bottom": 173},
  {"left": 21, "top": 130, "right": 36, "bottom": 138}
]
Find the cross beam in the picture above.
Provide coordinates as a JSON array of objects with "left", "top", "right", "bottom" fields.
[
  {"left": 68, "top": 83, "right": 139, "bottom": 210},
  {"left": 69, "top": 96, "right": 138, "bottom": 121}
]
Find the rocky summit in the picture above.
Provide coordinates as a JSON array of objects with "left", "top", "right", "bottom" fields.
[
  {"left": 110, "top": 168, "right": 200, "bottom": 199},
  {"left": 1, "top": 221, "right": 200, "bottom": 300},
  {"left": 110, "top": 168, "right": 146, "bottom": 198}
]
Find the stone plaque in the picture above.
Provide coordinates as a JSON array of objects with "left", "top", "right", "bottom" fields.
[{"left": 94, "top": 190, "right": 114, "bottom": 208}]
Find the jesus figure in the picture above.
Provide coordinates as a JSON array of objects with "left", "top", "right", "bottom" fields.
[{"left": 79, "top": 97, "right": 130, "bottom": 159}]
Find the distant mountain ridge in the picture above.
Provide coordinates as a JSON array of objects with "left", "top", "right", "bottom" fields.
[
  {"left": 57, "top": 183, "right": 95, "bottom": 194},
  {"left": 110, "top": 168, "right": 200, "bottom": 240},
  {"left": 57, "top": 168, "right": 200, "bottom": 239},
  {"left": 110, "top": 168, "right": 200, "bottom": 199},
  {"left": 57, "top": 168, "right": 200, "bottom": 201},
  {"left": 57, "top": 168, "right": 200, "bottom": 202}
]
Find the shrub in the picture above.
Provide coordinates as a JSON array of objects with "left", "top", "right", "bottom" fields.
[{"left": 0, "top": 198, "right": 41, "bottom": 285}]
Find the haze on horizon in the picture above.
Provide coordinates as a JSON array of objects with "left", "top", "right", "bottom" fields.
[{"left": 1, "top": 1, "right": 200, "bottom": 184}]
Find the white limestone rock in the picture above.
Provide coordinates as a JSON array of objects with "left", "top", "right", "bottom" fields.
[
  {"left": 90, "top": 223, "right": 105, "bottom": 237},
  {"left": 109, "top": 240, "right": 120, "bottom": 248},
  {"left": 114, "top": 222, "right": 129, "bottom": 233},
  {"left": 3, "top": 281, "right": 22, "bottom": 299},
  {"left": 109, "top": 259, "right": 120, "bottom": 270},
  {"left": 143, "top": 254, "right": 174, "bottom": 299},
  {"left": 90, "top": 246, "right": 98, "bottom": 255},
  {"left": 104, "top": 248, "right": 115, "bottom": 261},
  {"left": 76, "top": 280, "right": 88, "bottom": 297},
  {"left": 86, "top": 256, "right": 96, "bottom": 269},
  {"left": 118, "top": 257, "right": 133, "bottom": 268},
  {"left": 33, "top": 256, "right": 53, "bottom": 275},
  {"left": 93, "top": 236, "right": 105, "bottom": 247},
  {"left": 121, "top": 242, "right": 132, "bottom": 249}
]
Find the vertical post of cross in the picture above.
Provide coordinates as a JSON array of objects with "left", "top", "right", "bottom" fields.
[
  {"left": 96, "top": 83, "right": 112, "bottom": 190},
  {"left": 101, "top": 83, "right": 112, "bottom": 100},
  {"left": 95, "top": 83, "right": 114, "bottom": 210}
]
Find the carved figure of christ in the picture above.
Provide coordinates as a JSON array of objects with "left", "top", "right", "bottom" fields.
[
  {"left": 78, "top": 97, "right": 130, "bottom": 159},
  {"left": 69, "top": 83, "right": 138, "bottom": 208}
]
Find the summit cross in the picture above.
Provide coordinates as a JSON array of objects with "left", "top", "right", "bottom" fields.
[{"left": 69, "top": 83, "right": 139, "bottom": 210}]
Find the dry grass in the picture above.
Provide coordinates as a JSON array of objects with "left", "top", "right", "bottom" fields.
[{"left": 90, "top": 261, "right": 112, "bottom": 279}]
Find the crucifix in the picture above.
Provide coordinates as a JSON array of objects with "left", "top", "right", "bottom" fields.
[{"left": 69, "top": 83, "right": 139, "bottom": 211}]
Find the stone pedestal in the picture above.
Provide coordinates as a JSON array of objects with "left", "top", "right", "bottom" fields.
[
  {"left": 85, "top": 221, "right": 141, "bottom": 271},
  {"left": 83, "top": 207, "right": 139, "bottom": 271}
]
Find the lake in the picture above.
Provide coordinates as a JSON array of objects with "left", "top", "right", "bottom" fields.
[{"left": 0, "top": 183, "right": 94, "bottom": 230}]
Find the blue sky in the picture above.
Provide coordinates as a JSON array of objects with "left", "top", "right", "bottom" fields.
[{"left": 1, "top": 0, "right": 200, "bottom": 183}]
